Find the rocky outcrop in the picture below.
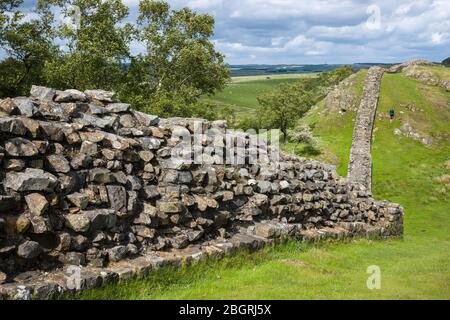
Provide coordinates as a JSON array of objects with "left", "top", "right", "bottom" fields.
[
  {"left": 404, "top": 66, "right": 450, "bottom": 90},
  {"left": 394, "top": 123, "right": 433, "bottom": 147},
  {"left": 443, "top": 57, "right": 450, "bottom": 67},
  {"left": 388, "top": 60, "right": 450, "bottom": 90},
  {"left": 0, "top": 86, "right": 403, "bottom": 299},
  {"left": 324, "top": 73, "right": 359, "bottom": 114},
  {"left": 347, "top": 67, "right": 385, "bottom": 193},
  {"left": 386, "top": 60, "right": 433, "bottom": 73}
]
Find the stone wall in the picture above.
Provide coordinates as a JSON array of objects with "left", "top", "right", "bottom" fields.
[
  {"left": 0, "top": 86, "right": 403, "bottom": 298},
  {"left": 386, "top": 59, "right": 433, "bottom": 73},
  {"left": 348, "top": 60, "right": 448, "bottom": 192},
  {"left": 347, "top": 67, "right": 385, "bottom": 193}
]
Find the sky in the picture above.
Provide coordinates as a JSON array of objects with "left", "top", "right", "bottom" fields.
[{"left": 9, "top": 0, "right": 450, "bottom": 64}]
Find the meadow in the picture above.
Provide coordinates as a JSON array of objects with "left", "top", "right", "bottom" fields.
[
  {"left": 416, "top": 65, "right": 450, "bottom": 81},
  {"left": 202, "top": 73, "right": 315, "bottom": 116},
  {"left": 76, "top": 69, "right": 450, "bottom": 300}
]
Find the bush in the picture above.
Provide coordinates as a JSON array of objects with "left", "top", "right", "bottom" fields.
[
  {"left": 288, "top": 124, "right": 319, "bottom": 147},
  {"left": 237, "top": 115, "right": 262, "bottom": 131}
]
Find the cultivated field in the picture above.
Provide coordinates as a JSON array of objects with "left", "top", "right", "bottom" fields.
[
  {"left": 202, "top": 73, "right": 316, "bottom": 115},
  {"left": 231, "top": 73, "right": 317, "bottom": 83}
]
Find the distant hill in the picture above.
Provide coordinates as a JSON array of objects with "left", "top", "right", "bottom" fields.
[
  {"left": 442, "top": 57, "right": 450, "bottom": 67},
  {"left": 228, "top": 63, "right": 392, "bottom": 77}
]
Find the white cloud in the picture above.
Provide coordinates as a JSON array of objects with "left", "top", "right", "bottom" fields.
[
  {"left": 431, "top": 32, "right": 445, "bottom": 44},
  {"left": 204, "top": 0, "right": 450, "bottom": 64},
  {"left": 271, "top": 37, "right": 285, "bottom": 46},
  {"left": 15, "top": 0, "right": 450, "bottom": 64}
]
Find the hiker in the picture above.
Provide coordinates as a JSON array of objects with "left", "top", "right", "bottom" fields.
[{"left": 389, "top": 107, "right": 395, "bottom": 123}]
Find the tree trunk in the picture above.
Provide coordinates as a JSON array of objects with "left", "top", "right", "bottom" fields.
[{"left": 282, "top": 128, "right": 288, "bottom": 144}]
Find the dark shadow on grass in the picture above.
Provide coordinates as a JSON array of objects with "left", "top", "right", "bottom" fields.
[{"left": 295, "top": 145, "right": 322, "bottom": 157}]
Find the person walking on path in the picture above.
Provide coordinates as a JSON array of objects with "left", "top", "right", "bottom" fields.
[{"left": 389, "top": 107, "right": 395, "bottom": 123}]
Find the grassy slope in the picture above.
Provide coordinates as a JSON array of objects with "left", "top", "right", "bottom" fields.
[
  {"left": 416, "top": 65, "right": 450, "bottom": 81},
  {"left": 203, "top": 74, "right": 315, "bottom": 116},
  {"left": 293, "top": 70, "right": 368, "bottom": 175},
  {"left": 77, "top": 69, "right": 450, "bottom": 300}
]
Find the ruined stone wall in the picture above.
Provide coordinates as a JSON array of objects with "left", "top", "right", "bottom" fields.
[
  {"left": 386, "top": 59, "right": 433, "bottom": 73},
  {"left": 347, "top": 67, "right": 385, "bottom": 193},
  {"left": 388, "top": 60, "right": 450, "bottom": 90},
  {"left": 0, "top": 86, "right": 403, "bottom": 298}
]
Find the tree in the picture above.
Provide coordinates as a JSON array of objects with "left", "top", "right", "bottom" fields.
[
  {"left": 256, "top": 66, "right": 354, "bottom": 143},
  {"left": 0, "top": 0, "right": 56, "bottom": 97},
  {"left": 318, "top": 65, "right": 353, "bottom": 86},
  {"left": 41, "top": 0, "right": 133, "bottom": 91},
  {"left": 0, "top": 0, "right": 229, "bottom": 119},
  {"left": 218, "top": 106, "right": 237, "bottom": 128},
  {"left": 118, "top": 0, "right": 229, "bottom": 117},
  {"left": 257, "top": 82, "right": 313, "bottom": 143},
  {"left": 0, "top": 1, "right": 22, "bottom": 31}
]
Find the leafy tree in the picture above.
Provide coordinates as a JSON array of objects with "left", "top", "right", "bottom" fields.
[
  {"left": 257, "top": 82, "right": 313, "bottom": 143},
  {"left": 218, "top": 106, "right": 237, "bottom": 128},
  {"left": 319, "top": 65, "right": 353, "bottom": 86},
  {"left": 118, "top": 0, "right": 229, "bottom": 117},
  {"left": 0, "top": 1, "right": 22, "bottom": 33},
  {"left": 256, "top": 66, "right": 354, "bottom": 143},
  {"left": 236, "top": 114, "right": 262, "bottom": 131},
  {"left": 41, "top": 0, "right": 133, "bottom": 91},
  {"left": 0, "top": 0, "right": 229, "bottom": 119},
  {"left": 0, "top": 0, "right": 56, "bottom": 97}
]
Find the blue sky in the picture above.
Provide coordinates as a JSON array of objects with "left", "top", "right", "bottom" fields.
[{"left": 10, "top": 0, "right": 450, "bottom": 64}]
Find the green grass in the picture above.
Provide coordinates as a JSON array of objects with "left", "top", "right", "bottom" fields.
[
  {"left": 380, "top": 73, "right": 450, "bottom": 137},
  {"left": 416, "top": 65, "right": 450, "bottom": 81},
  {"left": 293, "top": 70, "right": 368, "bottom": 175},
  {"left": 75, "top": 70, "right": 450, "bottom": 300},
  {"left": 203, "top": 74, "right": 315, "bottom": 116},
  {"left": 231, "top": 73, "right": 317, "bottom": 83}
]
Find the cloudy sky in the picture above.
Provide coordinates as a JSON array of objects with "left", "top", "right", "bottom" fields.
[{"left": 13, "top": 0, "right": 450, "bottom": 64}]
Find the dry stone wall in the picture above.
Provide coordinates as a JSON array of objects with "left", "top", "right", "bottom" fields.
[
  {"left": 0, "top": 86, "right": 403, "bottom": 298},
  {"left": 347, "top": 67, "right": 385, "bottom": 193}
]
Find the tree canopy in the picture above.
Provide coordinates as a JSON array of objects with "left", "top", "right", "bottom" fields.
[
  {"left": 0, "top": 0, "right": 56, "bottom": 97},
  {"left": 118, "top": 0, "right": 229, "bottom": 117},
  {"left": 41, "top": 0, "right": 134, "bottom": 91},
  {"left": 0, "top": 0, "right": 229, "bottom": 119}
]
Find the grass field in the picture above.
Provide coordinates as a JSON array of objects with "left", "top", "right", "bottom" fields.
[
  {"left": 231, "top": 73, "right": 317, "bottom": 83},
  {"left": 76, "top": 68, "right": 450, "bottom": 300},
  {"left": 202, "top": 73, "right": 315, "bottom": 116},
  {"left": 416, "top": 65, "right": 450, "bottom": 81}
]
